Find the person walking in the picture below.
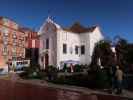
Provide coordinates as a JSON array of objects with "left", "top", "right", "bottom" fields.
[
  {"left": 109, "top": 65, "right": 117, "bottom": 93},
  {"left": 115, "top": 65, "right": 123, "bottom": 94},
  {"left": 70, "top": 63, "right": 74, "bottom": 73}
]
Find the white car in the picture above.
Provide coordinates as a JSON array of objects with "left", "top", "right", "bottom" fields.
[{"left": 0, "top": 65, "right": 8, "bottom": 75}]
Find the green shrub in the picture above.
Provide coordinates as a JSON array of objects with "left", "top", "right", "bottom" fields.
[
  {"left": 63, "top": 64, "right": 67, "bottom": 72},
  {"left": 74, "top": 64, "right": 83, "bottom": 72},
  {"left": 46, "top": 65, "right": 58, "bottom": 80},
  {"left": 50, "top": 73, "right": 96, "bottom": 88},
  {"left": 66, "top": 67, "right": 71, "bottom": 72},
  {"left": 96, "top": 69, "right": 111, "bottom": 89},
  {"left": 19, "top": 65, "right": 43, "bottom": 79}
]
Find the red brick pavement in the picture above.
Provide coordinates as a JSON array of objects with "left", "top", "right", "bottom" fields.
[{"left": 0, "top": 79, "right": 129, "bottom": 100}]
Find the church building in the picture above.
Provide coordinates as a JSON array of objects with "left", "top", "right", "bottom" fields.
[{"left": 38, "top": 17, "right": 104, "bottom": 69}]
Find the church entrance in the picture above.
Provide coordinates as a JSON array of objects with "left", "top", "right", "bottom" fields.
[{"left": 45, "top": 53, "right": 49, "bottom": 69}]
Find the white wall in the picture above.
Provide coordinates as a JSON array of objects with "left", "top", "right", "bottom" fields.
[
  {"left": 38, "top": 19, "right": 104, "bottom": 69},
  {"left": 57, "top": 30, "right": 81, "bottom": 63},
  {"left": 80, "top": 33, "right": 91, "bottom": 64},
  {"left": 57, "top": 27, "right": 103, "bottom": 68},
  {"left": 39, "top": 22, "right": 57, "bottom": 69},
  {"left": 57, "top": 30, "right": 92, "bottom": 68}
]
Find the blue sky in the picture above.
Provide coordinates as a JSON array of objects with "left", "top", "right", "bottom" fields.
[{"left": 0, "top": 0, "right": 133, "bottom": 42}]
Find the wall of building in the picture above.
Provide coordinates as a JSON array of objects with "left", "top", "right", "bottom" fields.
[
  {"left": 0, "top": 17, "right": 25, "bottom": 69},
  {"left": 57, "top": 30, "right": 81, "bottom": 67},
  {"left": 57, "top": 30, "right": 93, "bottom": 68},
  {"left": 24, "top": 30, "right": 40, "bottom": 66},
  {"left": 79, "top": 33, "right": 91, "bottom": 64},
  {"left": 39, "top": 21, "right": 57, "bottom": 69}
]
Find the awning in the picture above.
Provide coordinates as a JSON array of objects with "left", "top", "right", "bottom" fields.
[{"left": 61, "top": 60, "right": 80, "bottom": 65}]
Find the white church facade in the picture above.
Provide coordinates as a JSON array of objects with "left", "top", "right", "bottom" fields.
[{"left": 38, "top": 18, "right": 104, "bottom": 69}]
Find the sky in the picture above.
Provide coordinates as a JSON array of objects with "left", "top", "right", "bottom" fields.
[{"left": 0, "top": 0, "right": 133, "bottom": 42}]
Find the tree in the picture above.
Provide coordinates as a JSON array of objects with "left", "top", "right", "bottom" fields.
[
  {"left": 115, "top": 38, "right": 133, "bottom": 72},
  {"left": 91, "top": 40, "right": 114, "bottom": 71},
  {"left": 91, "top": 37, "right": 133, "bottom": 73},
  {"left": 90, "top": 40, "right": 114, "bottom": 88},
  {"left": 115, "top": 38, "right": 128, "bottom": 68}
]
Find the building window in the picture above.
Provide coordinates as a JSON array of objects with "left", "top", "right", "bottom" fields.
[
  {"left": 4, "top": 40, "right": 8, "bottom": 45},
  {"left": 46, "top": 38, "right": 49, "bottom": 49},
  {"left": 2, "top": 46, "right": 8, "bottom": 55},
  {"left": 3, "top": 37, "right": 8, "bottom": 45},
  {"left": 81, "top": 45, "right": 85, "bottom": 55},
  {"left": 41, "top": 57, "right": 44, "bottom": 62},
  {"left": 13, "top": 39, "right": 17, "bottom": 46},
  {"left": 4, "top": 33, "right": 8, "bottom": 37},
  {"left": 63, "top": 44, "right": 67, "bottom": 54},
  {"left": 13, "top": 33, "right": 17, "bottom": 39},
  {"left": 2, "top": 27, "right": 8, "bottom": 34},
  {"left": 19, "top": 41, "right": 22, "bottom": 47},
  {"left": 75, "top": 46, "right": 79, "bottom": 54},
  {"left": 21, "top": 37, "right": 24, "bottom": 41},
  {"left": 12, "top": 48, "right": 16, "bottom": 56}
]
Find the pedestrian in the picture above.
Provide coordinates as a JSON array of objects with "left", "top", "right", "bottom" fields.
[
  {"left": 109, "top": 65, "right": 117, "bottom": 93},
  {"left": 70, "top": 63, "right": 74, "bottom": 73},
  {"left": 63, "top": 63, "right": 67, "bottom": 72},
  {"left": 115, "top": 65, "right": 123, "bottom": 94}
]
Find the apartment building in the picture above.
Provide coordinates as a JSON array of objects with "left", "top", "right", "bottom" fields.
[{"left": 0, "top": 17, "right": 25, "bottom": 69}]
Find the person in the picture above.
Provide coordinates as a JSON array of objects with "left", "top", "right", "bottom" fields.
[
  {"left": 115, "top": 65, "right": 123, "bottom": 94},
  {"left": 63, "top": 63, "right": 67, "bottom": 72},
  {"left": 109, "top": 65, "right": 117, "bottom": 93},
  {"left": 70, "top": 63, "right": 74, "bottom": 73}
]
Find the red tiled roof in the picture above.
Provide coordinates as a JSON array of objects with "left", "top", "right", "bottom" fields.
[{"left": 63, "top": 22, "right": 97, "bottom": 33}]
